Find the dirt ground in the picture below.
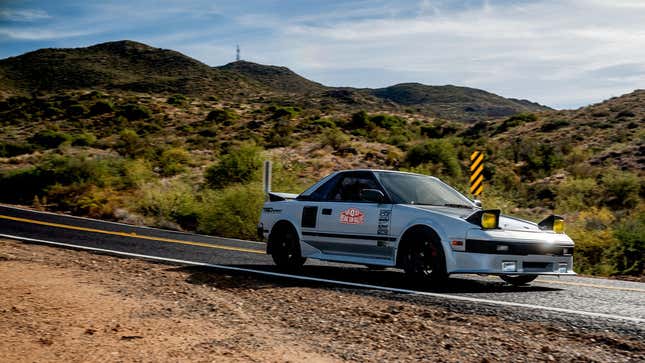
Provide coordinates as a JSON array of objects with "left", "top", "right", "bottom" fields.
[{"left": 0, "top": 239, "right": 643, "bottom": 362}]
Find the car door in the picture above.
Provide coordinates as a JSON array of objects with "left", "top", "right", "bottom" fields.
[{"left": 311, "top": 171, "right": 394, "bottom": 260}]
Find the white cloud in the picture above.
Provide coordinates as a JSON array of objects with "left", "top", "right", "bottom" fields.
[
  {"left": 240, "top": 0, "right": 645, "bottom": 108},
  {"left": 0, "top": 28, "right": 97, "bottom": 40},
  {"left": 0, "top": 9, "right": 50, "bottom": 22}
]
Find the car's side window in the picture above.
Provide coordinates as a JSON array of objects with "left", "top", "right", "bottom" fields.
[
  {"left": 307, "top": 175, "right": 337, "bottom": 201},
  {"left": 325, "top": 172, "right": 383, "bottom": 202}
]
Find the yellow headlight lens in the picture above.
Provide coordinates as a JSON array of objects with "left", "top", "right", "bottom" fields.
[
  {"left": 553, "top": 219, "right": 565, "bottom": 233},
  {"left": 481, "top": 212, "right": 498, "bottom": 229}
]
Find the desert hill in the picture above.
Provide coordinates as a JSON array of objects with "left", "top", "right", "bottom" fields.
[{"left": 1, "top": 40, "right": 548, "bottom": 122}]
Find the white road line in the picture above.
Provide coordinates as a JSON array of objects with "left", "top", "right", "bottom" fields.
[
  {"left": 2, "top": 233, "right": 644, "bottom": 325},
  {"left": 0, "top": 204, "right": 266, "bottom": 245}
]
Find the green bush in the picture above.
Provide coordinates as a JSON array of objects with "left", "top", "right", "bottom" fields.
[
  {"left": 0, "top": 141, "right": 34, "bottom": 157},
  {"left": 115, "top": 129, "right": 146, "bottom": 157},
  {"left": 167, "top": 94, "right": 187, "bottom": 106},
  {"left": 122, "top": 159, "right": 154, "bottom": 188},
  {"left": 267, "top": 105, "right": 299, "bottom": 120},
  {"left": 0, "top": 154, "right": 123, "bottom": 204},
  {"left": 616, "top": 110, "right": 635, "bottom": 118},
  {"left": 555, "top": 177, "right": 600, "bottom": 212},
  {"left": 197, "top": 184, "right": 264, "bottom": 239},
  {"left": 29, "top": 130, "right": 72, "bottom": 149},
  {"left": 540, "top": 119, "right": 570, "bottom": 132},
  {"left": 72, "top": 132, "right": 97, "bottom": 147},
  {"left": 421, "top": 123, "right": 459, "bottom": 138},
  {"left": 518, "top": 141, "right": 564, "bottom": 178},
  {"left": 137, "top": 179, "right": 199, "bottom": 230},
  {"left": 67, "top": 104, "right": 87, "bottom": 118},
  {"left": 205, "top": 143, "right": 262, "bottom": 189},
  {"left": 495, "top": 113, "right": 537, "bottom": 134},
  {"left": 404, "top": 139, "right": 462, "bottom": 177},
  {"left": 348, "top": 111, "right": 370, "bottom": 129},
  {"left": 601, "top": 170, "right": 641, "bottom": 209},
  {"left": 206, "top": 108, "right": 237, "bottom": 124},
  {"left": 609, "top": 211, "right": 644, "bottom": 275},
  {"left": 119, "top": 104, "right": 152, "bottom": 121},
  {"left": 320, "top": 128, "right": 349, "bottom": 149},
  {"left": 266, "top": 118, "right": 294, "bottom": 147},
  {"left": 311, "top": 118, "right": 336, "bottom": 129},
  {"left": 89, "top": 101, "right": 115, "bottom": 116},
  {"left": 386, "top": 133, "right": 409, "bottom": 149},
  {"left": 370, "top": 114, "right": 405, "bottom": 130},
  {"left": 567, "top": 208, "right": 619, "bottom": 275},
  {"left": 158, "top": 147, "right": 190, "bottom": 176},
  {"left": 47, "top": 183, "right": 115, "bottom": 218}
]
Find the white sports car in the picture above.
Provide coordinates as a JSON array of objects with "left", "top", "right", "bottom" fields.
[{"left": 257, "top": 169, "right": 575, "bottom": 285}]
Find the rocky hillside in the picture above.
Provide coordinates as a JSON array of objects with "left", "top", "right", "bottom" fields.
[
  {"left": 371, "top": 83, "right": 549, "bottom": 122},
  {"left": 1, "top": 40, "right": 548, "bottom": 122},
  {"left": 485, "top": 89, "right": 645, "bottom": 171},
  {"left": 0, "top": 40, "right": 260, "bottom": 96},
  {"left": 218, "top": 60, "right": 325, "bottom": 94}
]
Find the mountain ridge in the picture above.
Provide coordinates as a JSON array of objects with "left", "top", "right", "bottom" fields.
[{"left": 0, "top": 40, "right": 549, "bottom": 122}]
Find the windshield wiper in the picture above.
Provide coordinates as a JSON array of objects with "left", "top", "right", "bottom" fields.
[{"left": 442, "top": 203, "right": 474, "bottom": 209}]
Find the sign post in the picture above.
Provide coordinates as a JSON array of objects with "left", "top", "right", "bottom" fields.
[
  {"left": 469, "top": 151, "right": 484, "bottom": 196},
  {"left": 263, "top": 160, "right": 272, "bottom": 196}
]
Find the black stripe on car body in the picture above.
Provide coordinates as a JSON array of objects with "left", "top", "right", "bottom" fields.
[
  {"left": 465, "top": 239, "right": 573, "bottom": 256},
  {"left": 302, "top": 231, "right": 396, "bottom": 241}
]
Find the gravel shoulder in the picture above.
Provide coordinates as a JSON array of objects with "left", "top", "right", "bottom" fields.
[{"left": 0, "top": 239, "right": 643, "bottom": 362}]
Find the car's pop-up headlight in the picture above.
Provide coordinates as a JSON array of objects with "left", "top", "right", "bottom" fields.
[
  {"left": 538, "top": 215, "right": 565, "bottom": 233},
  {"left": 481, "top": 211, "right": 498, "bottom": 229},
  {"left": 466, "top": 209, "right": 500, "bottom": 229}
]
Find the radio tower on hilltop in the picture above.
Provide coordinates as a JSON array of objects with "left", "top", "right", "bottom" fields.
[{"left": 236, "top": 44, "right": 240, "bottom": 61}]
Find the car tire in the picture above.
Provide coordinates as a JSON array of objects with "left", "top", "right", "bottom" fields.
[
  {"left": 500, "top": 274, "right": 538, "bottom": 286},
  {"left": 269, "top": 225, "right": 306, "bottom": 270},
  {"left": 401, "top": 229, "right": 448, "bottom": 282}
]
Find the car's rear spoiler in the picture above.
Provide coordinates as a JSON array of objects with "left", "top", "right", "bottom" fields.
[{"left": 268, "top": 192, "right": 299, "bottom": 202}]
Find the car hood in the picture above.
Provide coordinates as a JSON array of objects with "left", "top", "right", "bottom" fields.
[
  {"left": 497, "top": 215, "right": 541, "bottom": 232},
  {"left": 407, "top": 205, "right": 476, "bottom": 219},
  {"left": 407, "top": 205, "right": 542, "bottom": 231}
]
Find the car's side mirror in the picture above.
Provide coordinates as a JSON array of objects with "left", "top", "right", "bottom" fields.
[
  {"left": 361, "top": 189, "right": 385, "bottom": 203},
  {"left": 473, "top": 199, "right": 482, "bottom": 208}
]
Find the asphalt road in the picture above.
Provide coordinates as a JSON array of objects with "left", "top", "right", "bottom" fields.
[{"left": 1, "top": 204, "right": 644, "bottom": 337}]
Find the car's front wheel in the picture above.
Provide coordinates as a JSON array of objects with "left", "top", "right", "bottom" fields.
[
  {"left": 500, "top": 274, "right": 538, "bottom": 286},
  {"left": 400, "top": 229, "right": 447, "bottom": 282},
  {"left": 269, "top": 225, "right": 306, "bottom": 271}
]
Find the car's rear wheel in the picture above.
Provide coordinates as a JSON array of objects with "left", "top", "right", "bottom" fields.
[
  {"left": 269, "top": 225, "right": 306, "bottom": 270},
  {"left": 500, "top": 274, "right": 538, "bottom": 286},
  {"left": 401, "top": 230, "right": 447, "bottom": 282}
]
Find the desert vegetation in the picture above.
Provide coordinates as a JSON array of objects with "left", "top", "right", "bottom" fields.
[{"left": 0, "top": 41, "right": 642, "bottom": 278}]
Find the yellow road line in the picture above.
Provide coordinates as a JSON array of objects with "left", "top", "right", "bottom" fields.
[
  {"left": 535, "top": 279, "right": 645, "bottom": 293},
  {"left": 0, "top": 214, "right": 264, "bottom": 255}
]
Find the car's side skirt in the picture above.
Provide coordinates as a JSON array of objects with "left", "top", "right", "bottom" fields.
[{"left": 304, "top": 240, "right": 394, "bottom": 260}]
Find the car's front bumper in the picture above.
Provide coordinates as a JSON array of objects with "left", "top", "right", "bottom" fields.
[
  {"left": 450, "top": 251, "right": 574, "bottom": 275},
  {"left": 448, "top": 228, "right": 575, "bottom": 275}
]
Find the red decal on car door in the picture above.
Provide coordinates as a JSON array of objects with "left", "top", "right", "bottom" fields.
[{"left": 340, "top": 208, "right": 364, "bottom": 224}]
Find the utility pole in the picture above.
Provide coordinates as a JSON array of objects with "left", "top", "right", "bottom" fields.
[{"left": 236, "top": 44, "right": 240, "bottom": 61}]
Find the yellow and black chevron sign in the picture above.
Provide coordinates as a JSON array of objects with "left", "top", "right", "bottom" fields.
[{"left": 469, "top": 151, "right": 484, "bottom": 196}]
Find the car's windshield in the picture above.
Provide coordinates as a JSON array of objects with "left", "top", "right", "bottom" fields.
[{"left": 376, "top": 172, "right": 474, "bottom": 207}]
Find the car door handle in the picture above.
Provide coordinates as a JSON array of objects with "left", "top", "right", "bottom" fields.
[{"left": 322, "top": 208, "right": 332, "bottom": 215}]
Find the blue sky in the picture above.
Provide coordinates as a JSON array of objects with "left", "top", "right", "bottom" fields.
[{"left": 1, "top": 0, "right": 644, "bottom": 109}]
